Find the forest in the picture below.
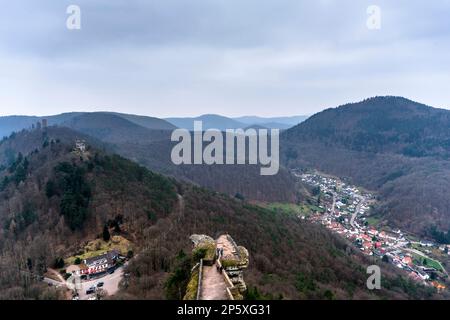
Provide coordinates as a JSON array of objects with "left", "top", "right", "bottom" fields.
[
  {"left": 0, "top": 127, "right": 441, "bottom": 300},
  {"left": 281, "top": 96, "right": 450, "bottom": 238}
]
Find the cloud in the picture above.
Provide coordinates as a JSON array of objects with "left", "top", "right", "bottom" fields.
[{"left": 0, "top": 0, "right": 449, "bottom": 116}]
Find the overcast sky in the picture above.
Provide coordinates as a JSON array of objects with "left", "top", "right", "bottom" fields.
[{"left": 1, "top": 0, "right": 450, "bottom": 117}]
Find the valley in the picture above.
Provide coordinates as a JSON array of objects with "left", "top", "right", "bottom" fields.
[
  {"left": 0, "top": 125, "right": 440, "bottom": 300},
  {"left": 282, "top": 96, "right": 450, "bottom": 239},
  {"left": 294, "top": 170, "right": 449, "bottom": 293},
  {"left": 2, "top": 97, "right": 450, "bottom": 301},
  {"left": 5, "top": 97, "right": 450, "bottom": 242},
  {"left": 2, "top": 0, "right": 450, "bottom": 308}
]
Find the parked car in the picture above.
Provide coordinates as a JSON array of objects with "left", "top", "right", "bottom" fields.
[
  {"left": 108, "top": 269, "right": 115, "bottom": 274},
  {"left": 97, "top": 282, "right": 104, "bottom": 288},
  {"left": 86, "top": 289, "right": 95, "bottom": 295}
]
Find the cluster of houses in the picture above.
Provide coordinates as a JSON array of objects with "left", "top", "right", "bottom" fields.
[{"left": 296, "top": 171, "right": 448, "bottom": 292}]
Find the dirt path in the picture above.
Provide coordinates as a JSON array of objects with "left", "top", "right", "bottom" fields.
[
  {"left": 47, "top": 268, "right": 65, "bottom": 283},
  {"left": 199, "top": 265, "right": 228, "bottom": 300},
  {"left": 350, "top": 196, "right": 365, "bottom": 228},
  {"left": 198, "top": 234, "right": 238, "bottom": 300},
  {"left": 177, "top": 194, "right": 184, "bottom": 222},
  {"left": 216, "top": 235, "right": 238, "bottom": 260}
]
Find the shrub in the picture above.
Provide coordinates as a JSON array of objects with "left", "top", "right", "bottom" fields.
[
  {"left": 183, "top": 269, "right": 199, "bottom": 300},
  {"left": 234, "top": 193, "right": 245, "bottom": 201},
  {"left": 102, "top": 225, "right": 111, "bottom": 242},
  {"left": 127, "top": 250, "right": 134, "bottom": 259},
  {"left": 165, "top": 256, "right": 191, "bottom": 300},
  {"left": 45, "top": 180, "right": 57, "bottom": 198},
  {"left": 53, "top": 258, "right": 65, "bottom": 269},
  {"left": 192, "top": 248, "right": 207, "bottom": 262}
]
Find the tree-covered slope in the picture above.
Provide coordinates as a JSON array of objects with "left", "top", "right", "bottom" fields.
[
  {"left": 0, "top": 126, "right": 438, "bottom": 300},
  {"left": 281, "top": 96, "right": 450, "bottom": 238}
]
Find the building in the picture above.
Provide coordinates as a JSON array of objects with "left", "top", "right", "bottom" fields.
[
  {"left": 42, "top": 119, "right": 48, "bottom": 128},
  {"left": 75, "top": 140, "right": 86, "bottom": 153},
  {"left": 78, "top": 250, "right": 119, "bottom": 275},
  {"left": 402, "top": 256, "right": 413, "bottom": 266},
  {"left": 362, "top": 241, "right": 373, "bottom": 250},
  {"left": 431, "top": 281, "right": 446, "bottom": 292}
]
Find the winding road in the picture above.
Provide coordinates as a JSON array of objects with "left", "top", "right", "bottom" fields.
[
  {"left": 350, "top": 196, "right": 365, "bottom": 228},
  {"left": 330, "top": 192, "right": 336, "bottom": 216}
]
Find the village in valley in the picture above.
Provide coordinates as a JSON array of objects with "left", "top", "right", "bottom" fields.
[{"left": 292, "top": 170, "right": 449, "bottom": 293}]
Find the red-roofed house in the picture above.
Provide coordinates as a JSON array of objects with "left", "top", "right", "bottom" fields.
[
  {"left": 363, "top": 241, "right": 373, "bottom": 250},
  {"left": 402, "top": 256, "right": 413, "bottom": 266}
]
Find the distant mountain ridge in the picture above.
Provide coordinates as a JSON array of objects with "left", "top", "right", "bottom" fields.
[
  {"left": 61, "top": 113, "right": 172, "bottom": 144},
  {"left": 2, "top": 113, "right": 298, "bottom": 202},
  {"left": 164, "top": 114, "right": 308, "bottom": 130},
  {"left": 235, "top": 115, "right": 309, "bottom": 129},
  {"left": 165, "top": 114, "right": 246, "bottom": 131},
  {"left": 0, "top": 112, "right": 308, "bottom": 138},
  {"left": 0, "top": 112, "right": 175, "bottom": 138}
]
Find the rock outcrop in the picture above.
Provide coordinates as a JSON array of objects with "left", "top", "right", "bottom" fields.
[
  {"left": 190, "top": 234, "right": 215, "bottom": 247},
  {"left": 188, "top": 233, "right": 249, "bottom": 300}
]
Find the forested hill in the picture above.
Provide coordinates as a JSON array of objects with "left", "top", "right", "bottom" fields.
[
  {"left": 285, "top": 96, "right": 450, "bottom": 158},
  {"left": 0, "top": 112, "right": 175, "bottom": 139},
  {"left": 0, "top": 112, "right": 300, "bottom": 203},
  {"left": 57, "top": 113, "right": 300, "bottom": 203},
  {"left": 0, "top": 127, "right": 179, "bottom": 299},
  {"left": 281, "top": 96, "right": 450, "bottom": 238},
  {"left": 0, "top": 127, "right": 438, "bottom": 300}
]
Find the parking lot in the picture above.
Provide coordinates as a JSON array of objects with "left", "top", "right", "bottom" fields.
[{"left": 77, "top": 266, "right": 124, "bottom": 300}]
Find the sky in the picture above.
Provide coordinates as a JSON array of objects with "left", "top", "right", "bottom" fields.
[{"left": 1, "top": 0, "right": 450, "bottom": 117}]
